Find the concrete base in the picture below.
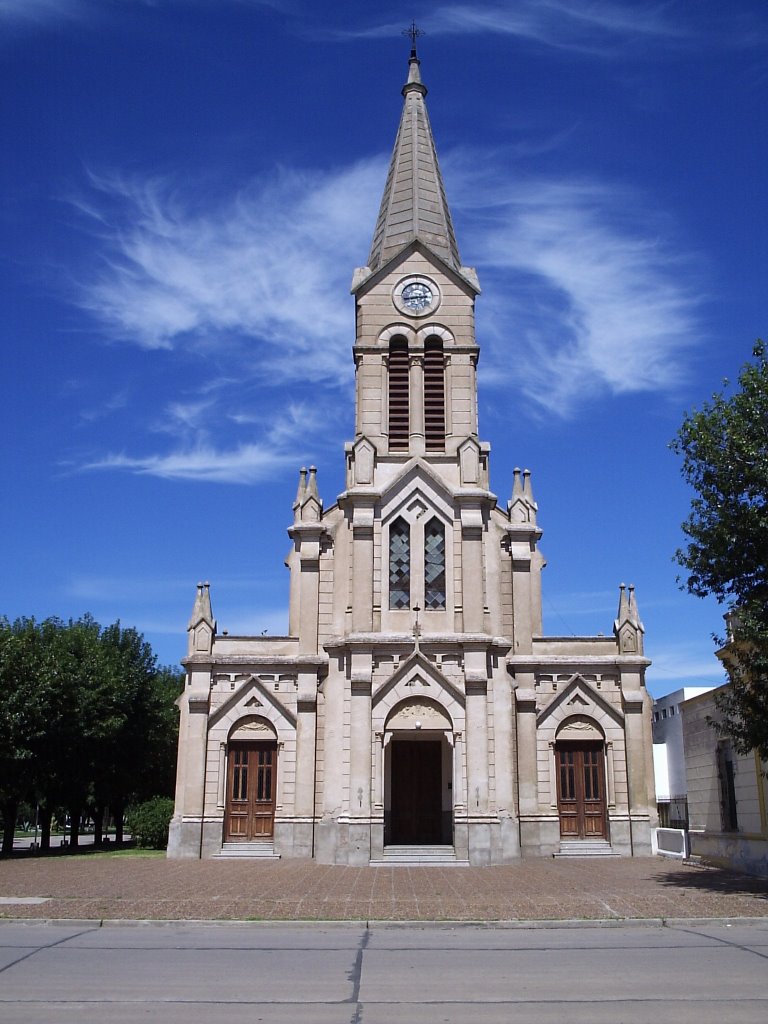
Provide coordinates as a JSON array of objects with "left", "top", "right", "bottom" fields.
[
  {"left": 201, "top": 818, "right": 224, "bottom": 858},
  {"left": 167, "top": 817, "right": 203, "bottom": 859},
  {"left": 274, "top": 820, "right": 314, "bottom": 859},
  {"left": 348, "top": 821, "right": 372, "bottom": 866},
  {"left": 519, "top": 817, "right": 561, "bottom": 858},
  {"left": 689, "top": 830, "right": 768, "bottom": 879}
]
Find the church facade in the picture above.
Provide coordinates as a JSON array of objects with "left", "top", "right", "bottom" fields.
[{"left": 168, "top": 49, "right": 657, "bottom": 864}]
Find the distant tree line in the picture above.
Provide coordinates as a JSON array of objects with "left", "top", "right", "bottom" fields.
[{"left": 0, "top": 615, "right": 182, "bottom": 855}]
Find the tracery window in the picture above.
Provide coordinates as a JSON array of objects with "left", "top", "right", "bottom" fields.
[
  {"left": 389, "top": 517, "right": 411, "bottom": 609},
  {"left": 388, "top": 338, "right": 409, "bottom": 450},
  {"left": 424, "top": 517, "right": 446, "bottom": 609}
]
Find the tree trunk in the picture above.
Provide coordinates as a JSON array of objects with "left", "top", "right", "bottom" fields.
[
  {"left": 114, "top": 798, "right": 125, "bottom": 844},
  {"left": 39, "top": 805, "right": 52, "bottom": 852},
  {"left": 1, "top": 798, "right": 19, "bottom": 856},
  {"left": 68, "top": 804, "right": 80, "bottom": 848},
  {"left": 93, "top": 805, "right": 104, "bottom": 847}
]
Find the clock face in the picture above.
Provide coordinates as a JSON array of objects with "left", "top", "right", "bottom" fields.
[{"left": 401, "top": 281, "right": 433, "bottom": 311}]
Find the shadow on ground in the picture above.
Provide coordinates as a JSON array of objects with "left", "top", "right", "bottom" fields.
[{"left": 658, "top": 863, "right": 768, "bottom": 899}]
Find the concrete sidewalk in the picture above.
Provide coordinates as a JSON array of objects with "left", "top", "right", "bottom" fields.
[{"left": 1, "top": 854, "right": 767, "bottom": 923}]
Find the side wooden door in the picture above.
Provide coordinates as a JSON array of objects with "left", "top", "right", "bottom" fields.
[
  {"left": 225, "top": 742, "right": 277, "bottom": 841},
  {"left": 556, "top": 741, "right": 607, "bottom": 839}
]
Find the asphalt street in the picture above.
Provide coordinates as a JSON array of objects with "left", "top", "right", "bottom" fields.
[{"left": 1, "top": 920, "right": 767, "bottom": 1023}]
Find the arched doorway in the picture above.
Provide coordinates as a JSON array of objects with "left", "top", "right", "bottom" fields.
[
  {"left": 383, "top": 698, "right": 453, "bottom": 846},
  {"left": 224, "top": 717, "right": 278, "bottom": 841},
  {"left": 554, "top": 717, "right": 608, "bottom": 840}
]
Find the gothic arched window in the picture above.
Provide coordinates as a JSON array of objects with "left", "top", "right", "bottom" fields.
[
  {"left": 389, "top": 517, "right": 411, "bottom": 609},
  {"left": 424, "top": 517, "right": 446, "bottom": 609},
  {"left": 388, "top": 338, "right": 409, "bottom": 450},
  {"left": 424, "top": 337, "right": 445, "bottom": 451}
]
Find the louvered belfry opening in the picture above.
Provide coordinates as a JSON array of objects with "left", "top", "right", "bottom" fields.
[
  {"left": 388, "top": 337, "right": 410, "bottom": 450},
  {"left": 424, "top": 337, "right": 446, "bottom": 451}
]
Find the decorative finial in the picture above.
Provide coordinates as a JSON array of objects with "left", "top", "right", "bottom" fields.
[
  {"left": 402, "top": 19, "right": 424, "bottom": 60},
  {"left": 412, "top": 604, "right": 422, "bottom": 652}
]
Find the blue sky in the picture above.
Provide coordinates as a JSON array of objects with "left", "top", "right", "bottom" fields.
[{"left": 2, "top": 0, "right": 765, "bottom": 694}]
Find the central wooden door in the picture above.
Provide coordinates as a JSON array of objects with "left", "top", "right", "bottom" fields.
[
  {"left": 390, "top": 740, "right": 442, "bottom": 844},
  {"left": 556, "top": 741, "right": 607, "bottom": 839},
  {"left": 224, "top": 742, "right": 277, "bottom": 841}
]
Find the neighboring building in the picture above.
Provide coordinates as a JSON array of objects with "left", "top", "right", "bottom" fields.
[
  {"left": 168, "top": 46, "right": 657, "bottom": 864},
  {"left": 652, "top": 687, "right": 714, "bottom": 827},
  {"left": 681, "top": 686, "right": 768, "bottom": 877}
]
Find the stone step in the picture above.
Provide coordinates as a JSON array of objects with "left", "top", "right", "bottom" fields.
[
  {"left": 215, "top": 842, "right": 281, "bottom": 860},
  {"left": 371, "top": 845, "right": 469, "bottom": 866},
  {"left": 553, "top": 840, "right": 620, "bottom": 858}
]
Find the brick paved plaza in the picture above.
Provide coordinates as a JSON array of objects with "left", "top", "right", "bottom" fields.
[{"left": 1, "top": 855, "right": 767, "bottom": 922}]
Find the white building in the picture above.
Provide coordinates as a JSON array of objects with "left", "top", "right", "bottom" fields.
[
  {"left": 168, "top": 46, "right": 657, "bottom": 865},
  {"left": 652, "top": 687, "right": 714, "bottom": 826}
]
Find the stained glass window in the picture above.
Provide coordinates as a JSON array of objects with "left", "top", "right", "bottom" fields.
[
  {"left": 389, "top": 517, "right": 410, "bottom": 610},
  {"left": 424, "top": 518, "right": 446, "bottom": 609}
]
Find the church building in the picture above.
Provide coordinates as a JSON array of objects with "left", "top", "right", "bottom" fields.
[{"left": 168, "top": 46, "right": 657, "bottom": 864}]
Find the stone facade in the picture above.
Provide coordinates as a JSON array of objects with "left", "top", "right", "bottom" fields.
[
  {"left": 681, "top": 687, "right": 768, "bottom": 877},
  {"left": 168, "top": 49, "right": 657, "bottom": 864}
]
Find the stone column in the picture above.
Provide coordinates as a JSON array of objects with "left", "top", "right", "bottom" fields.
[
  {"left": 623, "top": 685, "right": 652, "bottom": 854},
  {"left": 515, "top": 684, "right": 538, "bottom": 817},
  {"left": 409, "top": 352, "right": 425, "bottom": 455},
  {"left": 349, "top": 673, "right": 372, "bottom": 865},
  {"left": 351, "top": 505, "right": 374, "bottom": 633},
  {"left": 460, "top": 503, "right": 485, "bottom": 633},
  {"left": 465, "top": 678, "right": 489, "bottom": 814}
]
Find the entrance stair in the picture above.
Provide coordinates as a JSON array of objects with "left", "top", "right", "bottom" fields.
[
  {"left": 371, "top": 845, "right": 469, "bottom": 866},
  {"left": 215, "top": 840, "right": 280, "bottom": 859},
  {"left": 553, "top": 839, "right": 619, "bottom": 858}
]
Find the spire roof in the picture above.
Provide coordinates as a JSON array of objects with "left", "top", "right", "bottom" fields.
[{"left": 367, "top": 48, "right": 461, "bottom": 273}]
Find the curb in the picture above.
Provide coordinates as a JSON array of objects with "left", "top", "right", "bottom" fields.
[{"left": 1, "top": 915, "right": 766, "bottom": 929}]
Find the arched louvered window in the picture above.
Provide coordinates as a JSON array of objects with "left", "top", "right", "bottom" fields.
[
  {"left": 389, "top": 517, "right": 411, "bottom": 610},
  {"left": 388, "top": 338, "right": 409, "bottom": 450},
  {"left": 424, "top": 337, "right": 445, "bottom": 451},
  {"left": 424, "top": 518, "right": 446, "bottom": 610}
]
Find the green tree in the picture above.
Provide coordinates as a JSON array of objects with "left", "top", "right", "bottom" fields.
[
  {"left": 0, "top": 618, "right": 62, "bottom": 853},
  {"left": 671, "top": 340, "right": 768, "bottom": 758},
  {"left": 0, "top": 614, "right": 181, "bottom": 854}
]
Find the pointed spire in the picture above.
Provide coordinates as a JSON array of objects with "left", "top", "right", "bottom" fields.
[
  {"left": 614, "top": 582, "right": 644, "bottom": 654},
  {"left": 511, "top": 467, "right": 524, "bottom": 501},
  {"left": 523, "top": 469, "right": 536, "bottom": 506},
  {"left": 306, "top": 465, "right": 319, "bottom": 501},
  {"left": 293, "top": 466, "right": 308, "bottom": 508},
  {"left": 366, "top": 45, "right": 461, "bottom": 273},
  {"left": 628, "top": 584, "right": 641, "bottom": 626}
]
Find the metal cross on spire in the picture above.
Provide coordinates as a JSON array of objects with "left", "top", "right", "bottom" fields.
[{"left": 402, "top": 19, "right": 424, "bottom": 58}]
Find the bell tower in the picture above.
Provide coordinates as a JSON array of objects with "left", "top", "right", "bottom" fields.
[{"left": 349, "top": 43, "right": 483, "bottom": 481}]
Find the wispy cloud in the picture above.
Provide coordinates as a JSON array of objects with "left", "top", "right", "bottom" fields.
[
  {"left": 647, "top": 642, "right": 725, "bottom": 685},
  {"left": 454, "top": 165, "right": 701, "bottom": 413},
  {"left": 0, "top": 0, "right": 289, "bottom": 27},
  {"left": 70, "top": 138, "right": 702, "bottom": 478},
  {"left": 0, "top": 0, "right": 87, "bottom": 24},
  {"left": 334, "top": 2, "right": 764, "bottom": 55},
  {"left": 74, "top": 162, "right": 383, "bottom": 375}
]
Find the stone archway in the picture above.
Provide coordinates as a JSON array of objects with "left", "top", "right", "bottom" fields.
[
  {"left": 224, "top": 717, "right": 278, "bottom": 842},
  {"left": 554, "top": 716, "right": 608, "bottom": 840},
  {"left": 384, "top": 697, "right": 453, "bottom": 846}
]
